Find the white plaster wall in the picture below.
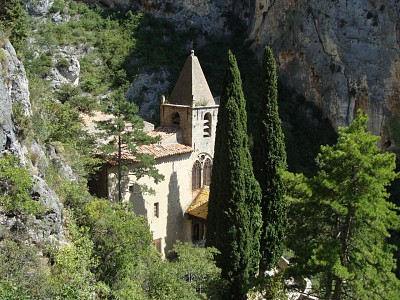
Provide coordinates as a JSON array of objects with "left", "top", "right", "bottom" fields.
[{"left": 107, "top": 152, "right": 194, "bottom": 255}]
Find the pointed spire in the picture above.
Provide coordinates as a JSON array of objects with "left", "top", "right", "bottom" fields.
[{"left": 169, "top": 51, "right": 215, "bottom": 106}]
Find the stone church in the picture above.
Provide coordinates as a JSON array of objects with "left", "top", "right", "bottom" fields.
[{"left": 98, "top": 50, "right": 218, "bottom": 256}]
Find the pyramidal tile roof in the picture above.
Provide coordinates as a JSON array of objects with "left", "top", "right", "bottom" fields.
[{"left": 169, "top": 50, "right": 215, "bottom": 106}]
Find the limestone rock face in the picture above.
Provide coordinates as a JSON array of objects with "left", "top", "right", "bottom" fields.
[
  {"left": 25, "top": 0, "right": 54, "bottom": 16},
  {"left": 0, "top": 40, "right": 31, "bottom": 162},
  {"left": 0, "top": 40, "right": 65, "bottom": 244},
  {"left": 242, "top": 0, "right": 400, "bottom": 140},
  {"left": 50, "top": 54, "right": 80, "bottom": 88}
]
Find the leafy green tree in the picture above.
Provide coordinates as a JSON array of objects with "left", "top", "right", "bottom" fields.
[
  {"left": 49, "top": 219, "right": 109, "bottom": 299},
  {"left": 252, "top": 46, "right": 287, "bottom": 272},
  {"left": 0, "top": 239, "right": 51, "bottom": 299},
  {"left": 84, "top": 199, "right": 154, "bottom": 297},
  {"left": 136, "top": 242, "right": 225, "bottom": 300},
  {"left": 286, "top": 111, "right": 400, "bottom": 300},
  {"left": 206, "top": 50, "right": 262, "bottom": 299}
]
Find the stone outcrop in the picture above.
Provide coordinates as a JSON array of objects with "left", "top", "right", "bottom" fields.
[
  {"left": 49, "top": 54, "right": 80, "bottom": 88},
  {"left": 0, "top": 40, "right": 65, "bottom": 245},
  {"left": 25, "top": 0, "right": 54, "bottom": 16}
]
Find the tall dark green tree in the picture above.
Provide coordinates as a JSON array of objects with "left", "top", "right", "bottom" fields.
[
  {"left": 252, "top": 46, "right": 287, "bottom": 272},
  {"left": 206, "top": 50, "right": 262, "bottom": 299},
  {"left": 286, "top": 111, "right": 400, "bottom": 300}
]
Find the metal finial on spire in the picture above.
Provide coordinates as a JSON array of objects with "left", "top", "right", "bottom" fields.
[{"left": 191, "top": 49, "right": 195, "bottom": 56}]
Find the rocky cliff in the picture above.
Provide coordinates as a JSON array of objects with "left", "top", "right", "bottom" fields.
[
  {"left": 0, "top": 40, "right": 65, "bottom": 245},
  {"left": 243, "top": 0, "right": 400, "bottom": 146}
]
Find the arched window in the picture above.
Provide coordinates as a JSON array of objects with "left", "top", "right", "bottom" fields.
[
  {"left": 203, "top": 158, "right": 212, "bottom": 186},
  {"left": 192, "top": 161, "right": 201, "bottom": 190},
  {"left": 171, "top": 112, "right": 180, "bottom": 126},
  {"left": 203, "top": 112, "right": 211, "bottom": 137}
]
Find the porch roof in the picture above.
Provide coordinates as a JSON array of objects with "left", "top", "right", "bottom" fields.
[{"left": 186, "top": 186, "right": 209, "bottom": 220}]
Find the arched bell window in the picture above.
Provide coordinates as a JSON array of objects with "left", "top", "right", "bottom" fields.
[
  {"left": 203, "top": 158, "right": 212, "bottom": 186},
  {"left": 192, "top": 161, "right": 201, "bottom": 190},
  {"left": 203, "top": 112, "right": 212, "bottom": 137},
  {"left": 171, "top": 112, "right": 180, "bottom": 126}
]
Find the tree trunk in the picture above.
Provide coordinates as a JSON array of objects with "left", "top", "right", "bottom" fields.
[
  {"left": 332, "top": 280, "right": 342, "bottom": 300},
  {"left": 118, "top": 134, "right": 122, "bottom": 203}
]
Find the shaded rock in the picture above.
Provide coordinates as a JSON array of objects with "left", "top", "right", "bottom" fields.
[
  {"left": 126, "top": 69, "right": 171, "bottom": 120},
  {"left": 242, "top": 0, "right": 400, "bottom": 138}
]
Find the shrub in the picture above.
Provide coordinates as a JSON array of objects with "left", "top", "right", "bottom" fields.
[{"left": 0, "top": 153, "right": 44, "bottom": 215}]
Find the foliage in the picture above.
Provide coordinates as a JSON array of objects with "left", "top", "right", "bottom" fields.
[
  {"left": 252, "top": 46, "right": 287, "bottom": 271},
  {"left": 48, "top": 218, "right": 109, "bottom": 299},
  {"left": 286, "top": 111, "right": 400, "bottom": 300},
  {"left": 0, "top": 238, "right": 51, "bottom": 299},
  {"left": 248, "top": 272, "right": 287, "bottom": 300},
  {"left": 0, "top": 153, "right": 44, "bottom": 215},
  {"left": 169, "top": 242, "right": 226, "bottom": 298},
  {"left": 206, "top": 50, "right": 262, "bottom": 299},
  {"left": 0, "top": 0, "right": 27, "bottom": 52},
  {"left": 84, "top": 199, "right": 154, "bottom": 295}
]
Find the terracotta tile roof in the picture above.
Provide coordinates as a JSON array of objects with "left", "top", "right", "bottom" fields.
[
  {"left": 108, "top": 143, "right": 193, "bottom": 165},
  {"left": 186, "top": 186, "right": 209, "bottom": 220},
  {"left": 148, "top": 126, "right": 180, "bottom": 140},
  {"left": 137, "top": 143, "right": 193, "bottom": 158}
]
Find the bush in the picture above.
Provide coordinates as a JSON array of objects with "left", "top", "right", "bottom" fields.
[{"left": 0, "top": 153, "right": 44, "bottom": 215}]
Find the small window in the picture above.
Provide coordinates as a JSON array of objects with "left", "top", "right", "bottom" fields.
[
  {"left": 128, "top": 185, "right": 134, "bottom": 192},
  {"left": 152, "top": 238, "right": 162, "bottom": 253},
  {"left": 154, "top": 202, "right": 159, "bottom": 218},
  {"left": 203, "top": 112, "right": 212, "bottom": 137}
]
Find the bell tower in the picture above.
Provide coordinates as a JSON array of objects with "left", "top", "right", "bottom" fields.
[{"left": 160, "top": 50, "right": 218, "bottom": 156}]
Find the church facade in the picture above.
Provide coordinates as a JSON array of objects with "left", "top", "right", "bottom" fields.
[{"left": 104, "top": 51, "right": 218, "bottom": 256}]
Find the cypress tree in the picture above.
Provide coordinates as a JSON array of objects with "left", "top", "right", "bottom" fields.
[
  {"left": 206, "top": 50, "right": 262, "bottom": 299},
  {"left": 252, "top": 46, "right": 287, "bottom": 272}
]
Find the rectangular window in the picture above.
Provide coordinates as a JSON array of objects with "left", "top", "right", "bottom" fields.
[
  {"left": 152, "top": 238, "right": 162, "bottom": 253},
  {"left": 153, "top": 202, "right": 159, "bottom": 218}
]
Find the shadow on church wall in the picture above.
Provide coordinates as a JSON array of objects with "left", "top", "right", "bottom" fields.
[
  {"left": 129, "top": 186, "right": 147, "bottom": 216},
  {"left": 165, "top": 170, "right": 183, "bottom": 256}
]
